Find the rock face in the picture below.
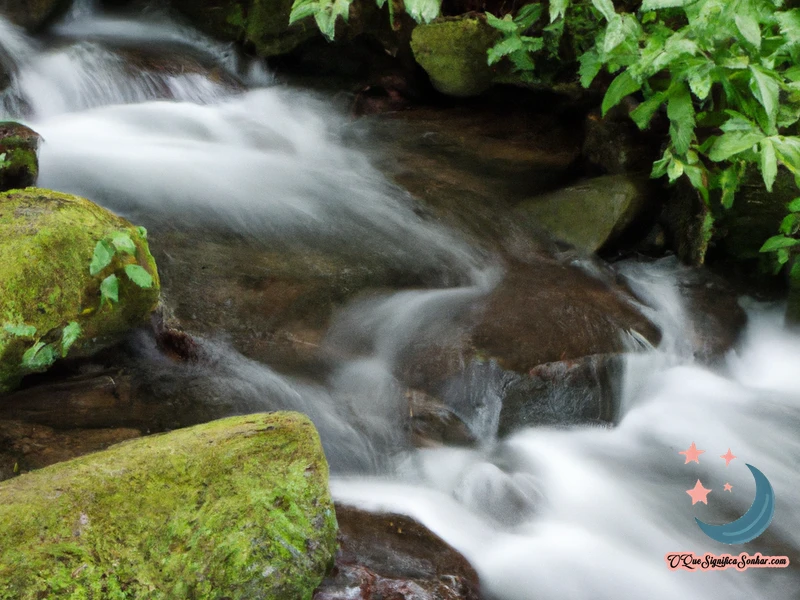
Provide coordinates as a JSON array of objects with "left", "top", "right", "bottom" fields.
[
  {"left": 0, "top": 0, "right": 71, "bottom": 30},
  {"left": 169, "top": 0, "right": 317, "bottom": 57},
  {"left": 0, "top": 122, "right": 40, "bottom": 192},
  {"left": 314, "top": 505, "right": 481, "bottom": 600},
  {"left": 0, "top": 412, "right": 338, "bottom": 599},
  {"left": 0, "top": 189, "right": 160, "bottom": 393},
  {"left": 410, "top": 16, "right": 500, "bottom": 97},
  {"left": 514, "top": 174, "right": 652, "bottom": 253}
]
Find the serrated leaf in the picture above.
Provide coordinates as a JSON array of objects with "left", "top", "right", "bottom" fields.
[
  {"left": 514, "top": 3, "right": 543, "bottom": 30},
  {"left": 777, "top": 9, "right": 800, "bottom": 46},
  {"left": 708, "top": 131, "right": 765, "bottom": 161},
  {"left": 61, "top": 321, "right": 81, "bottom": 356},
  {"left": 749, "top": 65, "right": 780, "bottom": 132},
  {"left": 486, "top": 12, "right": 518, "bottom": 33},
  {"left": 90, "top": 240, "right": 115, "bottom": 276},
  {"left": 778, "top": 247, "right": 791, "bottom": 265},
  {"left": 774, "top": 137, "right": 800, "bottom": 175},
  {"left": 110, "top": 231, "right": 136, "bottom": 256},
  {"left": 718, "top": 165, "right": 741, "bottom": 209},
  {"left": 125, "top": 264, "right": 154, "bottom": 289},
  {"left": 735, "top": 13, "right": 761, "bottom": 48},
  {"left": 100, "top": 274, "right": 119, "bottom": 305},
  {"left": 630, "top": 92, "right": 667, "bottom": 130},
  {"left": 720, "top": 110, "right": 758, "bottom": 132},
  {"left": 404, "top": 0, "right": 439, "bottom": 23},
  {"left": 289, "top": 0, "right": 318, "bottom": 24},
  {"left": 549, "top": 0, "right": 569, "bottom": 22},
  {"left": 578, "top": 48, "right": 602, "bottom": 88},
  {"left": 761, "top": 235, "right": 800, "bottom": 252},
  {"left": 488, "top": 36, "right": 524, "bottom": 65},
  {"left": 760, "top": 138, "right": 778, "bottom": 192},
  {"left": 3, "top": 323, "right": 36, "bottom": 337},
  {"left": 667, "top": 157, "right": 684, "bottom": 182},
  {"left": 591, "top": 0, "right": 616, "bottom": 21},
  {"left": 602, "top": 71, "right": 641, "bottom": 116},
  {"left": 641, "top": 0, "right": 692, "bottom": 9},
  {"left": 788, "top": 197, "right": 800, "bottom": 212},
  {"left": 22, "top": 342, "right": 58, "bottom": 370},
  {"left": 667, "top": 83, "right": 695, "bottom": 155},
  {"left": 687, "top": 63, "right": 714, "bottom": 100}
]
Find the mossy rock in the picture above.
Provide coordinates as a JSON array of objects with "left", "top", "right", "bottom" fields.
[
  {"left": 0, "top": 188, "right": 160, "bottom": 393},
  {"left": 0, "top": 0, "right": 72, "bottom": 31},
  {"left": 0, "top": 122, "right": 40, "bottom": 192},
  {"left": 169, "top": 0, "right": 317, "bottom": 57},
  {"left": 410, "top": 16, "right": 501, "bottom": 97},
  {"left": 0, "top": 412, "right": 338, "bottom": 599}
]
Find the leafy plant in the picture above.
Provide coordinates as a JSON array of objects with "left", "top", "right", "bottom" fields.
[
  {"left": 90, "top": 228, "right": 154, "bottom": 307},
  {"left": 3, "top": 321, "right": 82, "bottom": 371},
  {"left": 0, "top": 152, "right": 10, "bottom": 170}
]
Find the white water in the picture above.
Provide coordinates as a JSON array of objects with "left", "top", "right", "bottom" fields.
[{"left": 2, "top": 7, "right": 798, "bottom": 600}]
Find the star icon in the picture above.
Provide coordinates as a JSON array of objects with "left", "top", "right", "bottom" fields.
[
  {"left": 724, "top": 483, "right": 733, "bottom": 492},
  {"left": 720, "top": 448, "right": 737, "bottom": 467},
  {"left": 679, "top": 442, "right": 705, "bottom": 464},
  {"left": 687, "top": 480, "right": 712, "bottom": 505}
]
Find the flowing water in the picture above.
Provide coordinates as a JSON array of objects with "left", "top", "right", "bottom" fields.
[{"left": 1, "top": 7, "right": 798, "bottom": 599}]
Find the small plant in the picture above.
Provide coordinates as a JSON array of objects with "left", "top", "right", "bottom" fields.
[
  {"left": 90, "top": 227, "right": 153, "bottom": 306},
  {"left": 3, "top": 321, "right": 82, "bottom": 371}
]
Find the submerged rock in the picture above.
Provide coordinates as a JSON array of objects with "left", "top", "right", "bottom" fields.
[
  {"left": 515, "top": 174, "right": 652, "bottom": 253},
  {"left": 410, "top": 16, "right": 500, "bottom": 97},
  {"left": 0, "top": 189, "right": 160, "bottom": 393},
  {"left": 314, "top": 505, "right": 480, "bottom": 600},
  {"left": 0, "top": 122, "right": 40, "bottom": 192},
  {"left": 169, "top": 0, "right": 317, "bottom": 57},
  {"left": 0, "top": 0, "right": 72, "bottom": 31},
  {"left": 0, "top": 412, "right": 338, "bottom": 599}
]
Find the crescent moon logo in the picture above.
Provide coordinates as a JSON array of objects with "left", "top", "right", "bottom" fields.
[{"left": 695, "top": 464, "right": 775, "bottom": 545}]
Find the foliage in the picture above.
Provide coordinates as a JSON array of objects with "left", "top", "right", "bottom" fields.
[
  {"left": 0, "top": 153, "right": 9, "bottom": 171},
  {"left": 90, "top": 228, "right": 154, "bottom": 307},
  {"left": 2, "top": 321, "right": 82, "bottom": 372}
]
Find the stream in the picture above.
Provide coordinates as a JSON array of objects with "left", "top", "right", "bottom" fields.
[{"left": 1, "top": 5, "right": 799, "bottom": 599}]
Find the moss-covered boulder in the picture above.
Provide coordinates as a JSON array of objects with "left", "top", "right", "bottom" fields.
[
  {"left": 169, "top": 0, "right": 317, "bottom": 57},
  {"left": 0, "top": 412, "right": 338, "bottom": 599},
  {"left": 0, "top": 189, "right": 160, "bottom": 393},
  {"left": 0, "top": 0, "right": 72, "bottom": 31},
  {"left": 410, "top": 16, "right": 500, "bottom": 97},
  {"left": 514, "top": 174, "right": 651, "bottom": 253},
  {"left": 0, "top": 122, "right": 40, "bottom": 192}
]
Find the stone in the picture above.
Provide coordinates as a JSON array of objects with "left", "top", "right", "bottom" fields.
[
  {"left": 0, "top": 189, "right": 160, "bottom": 393},
  {"left": 0, "top": 412, "right": 338, "bottom": 599},
  {"left": 0, "top": 0, "right": 71, "bottom": 31}
]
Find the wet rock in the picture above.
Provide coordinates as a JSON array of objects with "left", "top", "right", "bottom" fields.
[
  {"left": 314, "top": 505, "right": 481, "bottom": 600},
  {"left": 582, "top": 107, "right": 660, "bottom": 175},
  {"left": 169, "top": 0, "right": 317, "bottom": 57},
  {"left": 407, "top": 389, "right": 476, "bottom": 447},
  {"left": 0, "top": 121, "right": 40, "bottom": 191},
  {"left": 0, "top": 0, "right": 72, "bottom": 31},
  {"left": 0, "top": 412, "right": 338, "bottom": 599},
  {"left": 515, "top": 174, "right": 653, "bottom": 253},
  {"left": 0, "top": 420, "right": 140, "bottom": 482},
  {"left": 410, "top": 15, "right": 500, "bottom": 97},
  {"left": 0, "top": 189, "right": 160, "bottom": 393}
]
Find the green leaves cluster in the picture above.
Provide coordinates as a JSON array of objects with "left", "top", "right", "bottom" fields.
[
  {"left": 90, "top": 227, "right": 153, "bottom": 307},
  {"left": 0, "top": 153, "right": 10, "bottom": 170},
  {"left": 3, "top": 321, "right": 82, "bottom": 371}
]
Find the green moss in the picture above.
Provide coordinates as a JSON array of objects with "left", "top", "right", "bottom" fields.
[
  {"left": 0, "top": 188, "right": 160, "bottom": 393},
  {"left": 0, "top": 412, "right": 338, "bottom": 599},
  {"left": 410, "top": 16, "right": 501, "bottom": 97}
]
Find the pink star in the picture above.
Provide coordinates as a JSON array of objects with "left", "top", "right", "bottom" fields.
[
  {"left": 679, "top": 442, "right": 705, "bottom": 464},
  {"left": 687, "top": 480, "right": 712, "bottom": 505},
  {"left": 724, "top": 483, "right": 733, "bottom": 492},
  {"left": 720, "top": 448, "right": 737, "bottom": 467}
]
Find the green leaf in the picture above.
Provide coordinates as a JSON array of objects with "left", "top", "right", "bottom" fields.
[
  {"left": 488, "top": 36, "right": 524, "bottom": 65},
  {"left": 734, "top": 13, "right": 761, "bottom": 49},
  {"left": 641, "top": 0, "right": 692, "bottom": 9},
  {"left": 791, "top": 258, "right": 800, "bottom": 279},
  {"left": 136, "top": 225, "right": 148, "bottom": 240},
  {"left": 602, "top": 71, "right": 641, "bottom": 116},
  {"left": 667, "top": 83, "right": 695, "bottom": 155},
  {"left": 591, "top": 0, "right": 616, "bottom": 22},
  {"left": 404, "top": 0, "right": 439, "bottom": 23},
  {"left": 100, "top": 274, "right": 119, "bottom": 305},
  {"left": 549, "top": 0, "right": 570, "bottom": 22},
  {"left": 578, "top": 48, "right": 602, "bottom": 88},
  {"left": 3, "top": 323, "right": 36, "bottom": 337},
  {"left": 289, "top": 0, "right": 318, "bottom": 24},
  {"left": 651, "top": 150, "right": 672, "bottom": 178},
  {"left": 486, "top": 13, "right": 518, "bottom": 33},
  {"left": 760, "top": 235, "right": 800, "bottom": 252},
  {"left": 777, "top": 9, "right": 800, "bottom": 46},
  {"left": 687, "top": 63, "right": 714, "bottom": 100},
  {"left": 777, "top": 247, "right": 791, "bottom": 265},
  {"left": 110, "top": 231, "right": 136, "bottom": 256},
  {"left": 514, "top": 3, "right": 543, "bottom": 30},
  {"left": 708, "top": 131, "right": 765, "bottom": 161},
  {"left": 780, "top": 213, "right": 799, "bottom": 234},
  {"left": 630, "top": 92, "right": 667, "bottom": 130},
  {"left": 667, "top": 157, "right": 684, "bottom": 182},
  {"left": 90, "top": 240, "right": 115, "bottom": 276},
  {"left": 760, "top": 138, "right": 778, "bottom": 192},
  {"left": 61, "top": 321, "right": 81, "bottom": 356},
  {"left": 124, "top": 265, "right": 154, "bottom": 289},
  {"left": 788, "top": 197, "right": 800, "bottom": 212},
  {"left": 774, "top": 137, "right": 800, "bottom": 175},
  {"left": 717, "top": 165, "right": 741, "bottom": 209},
  {"left": 21, "top": 342, "right": 58, "bottom": 370},
  {"left": 749, "top": 66, "right": 780, "bottom": 132}
]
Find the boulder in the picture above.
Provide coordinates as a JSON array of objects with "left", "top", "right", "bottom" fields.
[
  {"left": 0, "top": 189, "right": 160, "bottom": 393},
  {"left": 0, "top": 122, "right": 40, "bottom": 192},
  {"left": 514, "top": 174, "right": 652, "bottom": 253},
  {"left": 0, "top": 0, "right": 71, "bottom": 31},
  {"left": 410, "top": 16, "right": 500, "bottom": 97},
  {"left": 0, "top": 412, "right": 338, "bottom": 599},
  {"left": 314, "top": 505, "right": 480, "bottom": 600},
  {"left": 169, "top": 0, "right": 317, "bottom": 57}
]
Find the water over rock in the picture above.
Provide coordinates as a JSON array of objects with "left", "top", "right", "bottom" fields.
[
  {"left": 314, "top": 505, "right": 481, "bottom": 600},
  {"left": 0, "top": 121, "right": 39, "bottom": 191},
  {"left": 0, "top": 189, "right": 160, "bottom": 393},
  {"left": 0, "top": 412, "right": 338, "bottom": 599},
  {"left": 0, "top": 0, "right": 72, "bottom": 31}
]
